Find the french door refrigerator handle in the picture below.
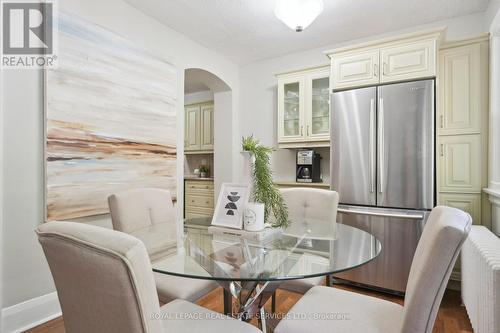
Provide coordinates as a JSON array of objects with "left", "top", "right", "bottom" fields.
[
  {"left": 378, "top": 97, "right": 385, "bottom": 193},
  {"left": 337, "top": 207, "right": 425, "bottom": 220},
  {"left": 369, "top": 98, "right": 376, "bottom": 193}
]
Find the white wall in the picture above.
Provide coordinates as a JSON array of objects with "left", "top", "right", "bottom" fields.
[
  {"left": 213, "top": 91, "right": 234, "bottom": 195},
  {"left": 1, "top": 0, "right": 240, "bottom": 313},
  {"left": 486, "top": 0, "right": 500, "bottom": 31},
  {"left": 0, "top": 40, "right": 4, "bottom": 332},
  {"left": 237, "top": 13, "right": 488, "bottom": 183}
]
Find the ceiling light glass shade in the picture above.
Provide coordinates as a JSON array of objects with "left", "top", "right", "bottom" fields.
[{"left": 275, "top": 0, "right": 324, "bottom": 32}]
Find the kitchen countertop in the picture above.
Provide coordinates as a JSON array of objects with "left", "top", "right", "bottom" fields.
[
  {"left": 184, "top": 176, "right": 214, "bottom": 181},
  {"left": 274, "top": 181, "right": 330, "bottom": 188}
]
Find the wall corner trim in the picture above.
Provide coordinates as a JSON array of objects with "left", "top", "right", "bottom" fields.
[{"left": 1, "top": 292, "right": 61, "bottom": 333}]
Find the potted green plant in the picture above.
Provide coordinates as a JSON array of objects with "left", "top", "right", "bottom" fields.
[
  {"left": 242, "top": 136, "right": 289, "bottom": 228},
  {"left": 199, "top": 165, "right": 210, "bottom": 178}
]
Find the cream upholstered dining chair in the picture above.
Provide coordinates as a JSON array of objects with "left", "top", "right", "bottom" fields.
[
  {"left": 274, "top": 206, "right": 472, "bottom": 333},
  {"left": 108, "top": 188, "right": 218, "bottom": 304},
  {"left": 272, "top": 188, "right": 339, "bottom": 311},
  {"left": 36, "top": 222, "right": 261, "bottom": 333}
]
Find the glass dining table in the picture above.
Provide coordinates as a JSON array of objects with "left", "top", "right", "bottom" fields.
[{"left": 152, "top": 216, "right": 381, "bottom": 331}]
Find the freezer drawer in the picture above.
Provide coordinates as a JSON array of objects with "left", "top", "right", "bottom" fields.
[{"left": 334, "top": 205, "right": 427, "bottom": 293}]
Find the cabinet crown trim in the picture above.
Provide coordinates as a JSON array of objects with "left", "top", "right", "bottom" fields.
[
  {"left": 324, "top": 27, "right": 445, "bottom": 57},
  {"left": 275, "top": 64, "right": 330, "bottom": 78},
  {"left": 439, "top": 34, "right": 490, "bottom": 50}
]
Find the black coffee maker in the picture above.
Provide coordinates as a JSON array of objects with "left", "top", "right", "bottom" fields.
[{"left": 296, "top": 150, "right": 321, "bottom": 183}]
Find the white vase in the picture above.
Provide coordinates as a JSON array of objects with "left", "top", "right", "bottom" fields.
[{"left": 240, "top": 151, "right": 255, "bottom": 186}]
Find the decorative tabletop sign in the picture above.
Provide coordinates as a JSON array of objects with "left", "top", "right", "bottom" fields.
[
  {"left": 244, "top": 202, "right": 265, "bottom": 231},
  {"left": 211, "top": 183, "right": 250, "bottom": 229}
]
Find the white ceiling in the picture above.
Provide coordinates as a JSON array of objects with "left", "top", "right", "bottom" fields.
[{"left": 125, "top": 0, "right": 490, "bottom": 65}]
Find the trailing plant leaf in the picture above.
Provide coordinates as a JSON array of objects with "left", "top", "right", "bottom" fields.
[{"left": 242, "top": 135, "right": 289, "bottom": 228}]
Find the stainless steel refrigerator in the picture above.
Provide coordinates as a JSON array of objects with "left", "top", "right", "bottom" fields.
[{"left": 330, "top": 79, "right": 435, "bottom": 294}]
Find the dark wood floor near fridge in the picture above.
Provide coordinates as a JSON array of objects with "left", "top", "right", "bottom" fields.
[{"left": 26, "top": 285, "right": 473, "bottom": 333}]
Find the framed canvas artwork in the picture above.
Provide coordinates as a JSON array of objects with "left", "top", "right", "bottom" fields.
[
  {"left": 45, "top": 11, "right": 177, "bottom": 220},
  {"left": 211, "top": 183, "right": 250, "bottom": 229}
]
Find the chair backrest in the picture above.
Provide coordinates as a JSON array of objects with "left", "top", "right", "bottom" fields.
[
  {"left": 280, "top": 188, "right": 339, "bottom": 223},
  {"left": 108, "top": 188, "right": 175, "bottom": 233},
  {"left": 36, "top": 222, "right": 163, "bottom": 333},
  {"left": 401, "top": 206, "right": 472, "bottom": 333}
]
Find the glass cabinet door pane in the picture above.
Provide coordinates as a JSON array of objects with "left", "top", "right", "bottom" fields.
[
  {"left": 284, "top": 82, "right": 300, "bottom": 137},
  {"left": 311, "top": 77, "right": 330, "bottom": 135}
]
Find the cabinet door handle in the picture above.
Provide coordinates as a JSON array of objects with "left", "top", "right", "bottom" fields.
[
  {"left": 383, "top": 62, "right": 387, "bottom": 75},
  {"left": 440, "top": 115, "right": 444, "bottom": 128},
  {"left": 300, "top": 126, "right": 303, "bottom": 136},
  {"left": 373, "top": 63, "right": 378, "bottom": 77},
  {"left": 306, "top": 125, "right": 310, "bottom": 136},
  {"left": 440, "top": 144, "right": 444, "bottom": 157}
]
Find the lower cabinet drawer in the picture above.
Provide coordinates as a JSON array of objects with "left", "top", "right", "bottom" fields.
[
  {"left": 185, "top": 194, "right": 214, "bottom": 208},
  {"left": 185, "top": 207, "right": 214, "bottom": 219},
  {"left": 185, "top": 180, "right": 214, "bottom": 194},
  {"left": 184, "top": 180, "right": 215, "bottom": 218}
]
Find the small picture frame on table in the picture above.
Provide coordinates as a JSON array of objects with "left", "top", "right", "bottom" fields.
[{"left": 211, "top": 183, "right": 250, "bottom": 229}]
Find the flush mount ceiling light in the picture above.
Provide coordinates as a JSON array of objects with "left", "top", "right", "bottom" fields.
[{"left": 275, "top": 0, "right": 324, "bottom": 32}]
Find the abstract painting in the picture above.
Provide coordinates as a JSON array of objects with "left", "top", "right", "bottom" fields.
[
  {"left": 211, "top": 183, "right": 250, "bottom": 229},
  {"left": 45, "top": 12, "right": 177, "bottom": 220}
]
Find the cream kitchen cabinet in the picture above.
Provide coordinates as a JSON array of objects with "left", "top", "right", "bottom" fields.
[
  {"left": 184, "top": 179, "right": 214, "bottom": 218},
  {"left": 277, "top": 65, "right": 330, "bottom": 147},
  {"left": 436, "top": 36, "right": 489, "bottom": 226},
  {"left": 380, "top": 39, "right": 436, "bottom": 83},
  {"left": 438, "top": 134, "right": 482, "bottom": 193},
  {"left": 330, "top": 50, "right": 379, "bottom": 90},
  {"left": 438, "top": 43, "right": 484, "bottom": 136},
  {"left": 185, "top": 105, "right": 201, "bottom": 151},
  {"left": 438, "top": 193, "right": 481, "bottom": 225},
  {"left": 326, "top": 30, "right": 440, "bottom": 90},
  {"left": 200, "top": 104, "right": 214, "bottom": 150},
  {"left": 184, "top": 102, "right": 214, "bottom": 153}
]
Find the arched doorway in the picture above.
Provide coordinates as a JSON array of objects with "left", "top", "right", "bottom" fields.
[{"left": 183, "top": 68, "right": 233, "bottom": 218}]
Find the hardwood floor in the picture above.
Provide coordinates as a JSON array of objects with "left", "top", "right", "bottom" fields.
[{"left": 25, "top": 285, "right": 472, "bottom": 333}]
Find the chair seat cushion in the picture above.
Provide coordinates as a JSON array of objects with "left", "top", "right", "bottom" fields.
[
  {"left": 129, "top": 223, "right": 177, "bottom": 261},
  {"left": 275, "top": 286, "right": 403, "bottom": 333},
  {"left": 160, "top": 299, "right": 261, "bottom": 333},
  {"left": 279, "top": 276, "right": 324, "bottom": 294},
  {"left": 154, "top": 272, "right": 219, "bottom": 303}
]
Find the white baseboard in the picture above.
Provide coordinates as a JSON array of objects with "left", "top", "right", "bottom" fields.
[{"left": 1, "top": 292, "right": 61, "bottom": 333}]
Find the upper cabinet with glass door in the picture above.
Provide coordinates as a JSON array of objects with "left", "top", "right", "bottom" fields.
[
  {"left": 277, "top": 65, "right": 330, "bottom": 148},
  {"left": 280, "top": 78, "right": 303, "bottom": 141}
]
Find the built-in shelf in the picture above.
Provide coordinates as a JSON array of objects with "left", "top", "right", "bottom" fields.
[
  {"left": 184, "top": 151, "right": 214, "bottom": 155},
  {"left": 184, "top": 176, "right": 214, "bottom": 181}
]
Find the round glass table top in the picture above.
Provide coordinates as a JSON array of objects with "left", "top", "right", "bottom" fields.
[{"left": 152, "top": 217, "right": 381, "bottom": 282}]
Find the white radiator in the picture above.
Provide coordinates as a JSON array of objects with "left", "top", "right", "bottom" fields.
[{"left": 461, "top": 226, "right": 500, "bottom": 333}]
